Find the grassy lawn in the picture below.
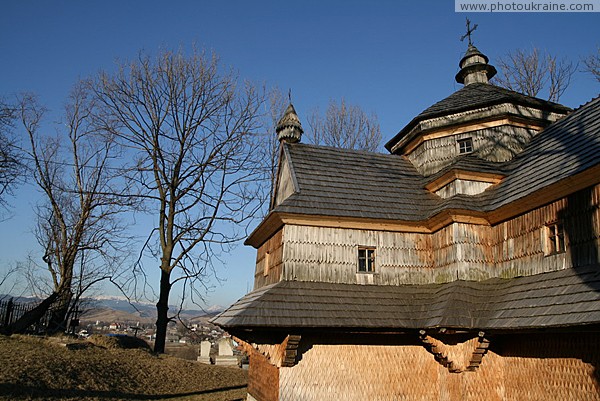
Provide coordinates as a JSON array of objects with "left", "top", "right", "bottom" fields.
[{"left": 0, "top": 335, "right": 247, "bottom": 401}]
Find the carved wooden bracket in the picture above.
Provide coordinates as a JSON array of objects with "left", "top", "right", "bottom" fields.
[
  {"left": 281, "top": 334, "right": 302, "bottom": 367},
  {"left": 233, "top": 334, "right": 302, "bottom": 368},
  {"left": 419, "top": 330, "right": 489, "bottom": 373},
  {"left": 466, "top": 335, "right": 490, "bottom": 371}
]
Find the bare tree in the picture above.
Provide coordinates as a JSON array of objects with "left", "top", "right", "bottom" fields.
[
  {"left": 0, "top": 264, "right": 21, "bottom": 301},
  {"left": 0, "top": 98, "right": 24, "bottom": 213},
  {"left": 92, "top": 49, "right": 266, "bottom": 353},
  {"left": 306, "top": 98, "right": 382, "bottom": 151},
  {"left": 583, "top": 48, "right": 600, "bottom": 83},
  {"left": 493, "top": 47, "right": 576, "bottom": 102},
  {"left": 8, "top": 87, "right": 130, "bottom": 334}
]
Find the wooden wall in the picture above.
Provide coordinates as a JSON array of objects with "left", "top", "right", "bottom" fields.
[
  {"left": 279, "top": 184, "right": 600, "bottom": 285},
  {"left": 435, "top": 179, "right": 492, "bottom": 198},
  {"left": 493, "top": 184, "right": 600, "bottom": 277},
  {"left": 274, "top": 333, "right": 600, "bottom": 401},
  {"left": 247, "top": 350, "right": 279, "bottom": 401},
  {"left": 254, "top": 229, "right": 284, "bottom": 290},
  {"left": 500, "top": 332, "right": 600, "bottom": 400},
  {"left": 274, "top": 156, "right": 294, "bottom": 207},
  {"left": 281, "top": 223, "right": 495, "bottom": 284},
  {"left": 281, "top": 225, "right": 434, "bottom": 285},
  {"left": 408, "top": 125, "right": 536, "bottom": 176}
]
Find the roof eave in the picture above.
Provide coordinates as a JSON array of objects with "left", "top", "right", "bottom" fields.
[{"left": 244, "top": 211, "right": 284, "bottom": 248}]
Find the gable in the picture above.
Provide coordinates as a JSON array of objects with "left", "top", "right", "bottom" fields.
[{"left": 272, "top": 147, "right": 297, "bottom": 208}]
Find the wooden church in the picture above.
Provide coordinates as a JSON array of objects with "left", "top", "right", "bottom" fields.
[{"left": 212, "top": 38, "right": 600, "bottom": 400}]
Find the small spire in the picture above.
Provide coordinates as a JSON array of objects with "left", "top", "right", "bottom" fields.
[
  {"left": 276, "top": 103, "right": 303, "bottom": 143},
  {"left": 460, "top": 18, "right": 478, "bottom": 46},
  {"left": 456, "top": 20, "right": 496, "bottom": 85}
]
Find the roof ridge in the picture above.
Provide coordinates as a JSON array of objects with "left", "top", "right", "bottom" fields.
[
  {"left": 568, "top": 94, "right": 600, "bottom": 114},
  {"left": 287, "top": 142, "right": 388, "bottom": 157}
]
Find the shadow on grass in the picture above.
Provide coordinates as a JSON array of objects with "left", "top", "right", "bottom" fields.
[{"left": 0, "top": 383, "right": 247, "bottom": 400}]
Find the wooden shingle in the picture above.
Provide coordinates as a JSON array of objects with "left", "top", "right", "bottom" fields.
[{"left": 212, "top": 265, "right": 600, "bottom": 331}]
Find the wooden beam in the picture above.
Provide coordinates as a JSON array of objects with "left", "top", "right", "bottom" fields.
[
  {"left": 245, "top": 213, "right": 284, "bottom": 248},
  {"left": 280, "top": 214, "right": 431, "bottom": 233}
]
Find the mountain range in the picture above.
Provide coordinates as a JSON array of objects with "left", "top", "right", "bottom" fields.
[{"left": 1, "top": 294, "right": 224, "bottom": 324}]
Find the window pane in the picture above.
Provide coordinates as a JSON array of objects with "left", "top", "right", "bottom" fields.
[
  {"left": 557, "top": 233, "right": 565, "bottom": 253},
  {"left": 548, "top": 236, "right": 556, "bottom": 254},
  {"left": 358, "top": 258, "right": 366, "bottom": 272},
  {"left": 458, "top": 138, "right": 473, "bottom": 154}
]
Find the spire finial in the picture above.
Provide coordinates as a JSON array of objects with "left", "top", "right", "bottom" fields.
[
  {"left": 460, "top": 18, "right": 478, "bottom": 46},
  {"left": 288, "top": 88, "right": 292, "bottom": 103},
  {"left": 276, "top": 103, "right": 303, "bottom": 143},
  {"left": 455, "top": 37, "right": 497, "bottom": 85}
]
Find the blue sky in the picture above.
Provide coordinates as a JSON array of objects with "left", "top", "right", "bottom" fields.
[{"left": 1, "top": 1, "right": 598, "bottom": 308}]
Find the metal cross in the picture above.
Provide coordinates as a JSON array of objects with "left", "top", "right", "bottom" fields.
[{"left": 460, "top": 18, "right": 478, "bottom": 46}]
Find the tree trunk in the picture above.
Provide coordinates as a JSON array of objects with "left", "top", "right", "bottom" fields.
[
  {"left": 47, "top": 287, "right": 73, "bottom": 334},
  {"left": 154, "top": 269, "right": 172, "bottom": 353}
]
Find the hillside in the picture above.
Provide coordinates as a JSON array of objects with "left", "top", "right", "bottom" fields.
[
  {"left": 80, "top": 307, "right": 155, "bottom": 325},
  {"left": 0, "top": 334, "right": 247, "bottom": 401}
]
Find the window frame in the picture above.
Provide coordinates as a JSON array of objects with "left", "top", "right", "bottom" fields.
[
  {"left": 263, "top": 251, "right": 271, "bottom": 276},
  {"left": 457, "top": 137, "right": 474, "bottom": 154},
  {"left": 545, "top": 221, "right": 566, "bottom": 256},
  {"left": 357, "top": 247, "right": 376, "bottom": 273}
]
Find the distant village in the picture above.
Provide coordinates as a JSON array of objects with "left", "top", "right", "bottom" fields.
[
  {"left": 76, "top": 306, "right": 245, "bottom": 367},
  {"left": 78, "top": 315, "right": 225, "bottom": 345}
]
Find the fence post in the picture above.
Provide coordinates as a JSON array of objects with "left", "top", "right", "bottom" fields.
[{"left": 4, "top": 298, "right": 14, "bottom": 327}]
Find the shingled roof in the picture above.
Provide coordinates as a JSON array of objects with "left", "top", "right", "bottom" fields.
[
  {"left": 384, "top": 83, "right": 572, "bottom": 152},
  {"left": 270, "top": 96, "right": 600, "bottom": 221},
  {"left": 212, "top": 264, "right": 600, "bottom": 331},
  {"left": 273, "top": 144, "right": 440, "bottom": 221},
  {"left": 481, "top": 96, "right": 600, "bottom": 210}
]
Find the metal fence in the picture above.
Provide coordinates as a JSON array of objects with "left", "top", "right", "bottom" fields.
[{"left": 0, "top": 297, "right": 56, "bottom": 333}]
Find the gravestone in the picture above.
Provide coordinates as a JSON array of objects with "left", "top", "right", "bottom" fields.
[
  {"left": 214, "top": 337, "right": 239, "bottom": 366},
  {"left": 197, "top": 340, "right": 212, "bottom": 364}
]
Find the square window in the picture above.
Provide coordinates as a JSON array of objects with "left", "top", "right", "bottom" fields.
[
  {"left": 545, "top": 222, "right": 566, "bottom": 255},
  {"left": 457, "top": 138, "right": 474, "bottom": 154},
  {"left": 358, "top": 247, "right": 375, "bottom": 273}
]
